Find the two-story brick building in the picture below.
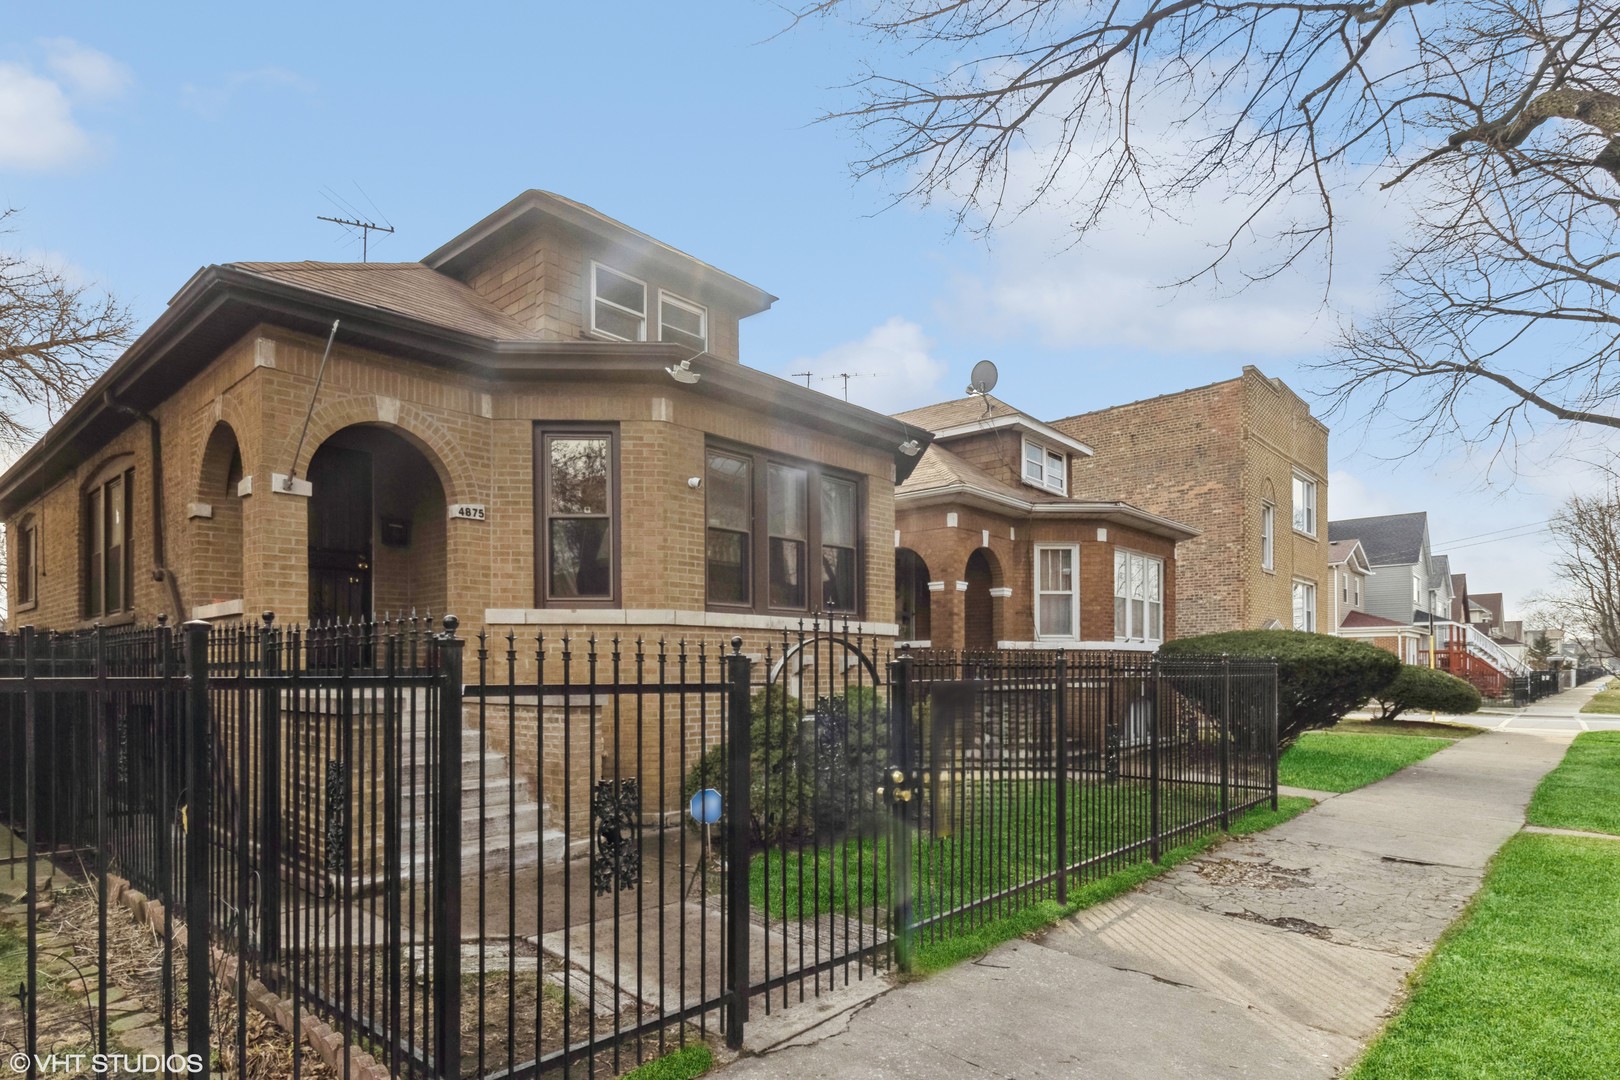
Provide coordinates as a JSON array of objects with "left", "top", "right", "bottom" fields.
[
  {"left": 890, "top": 396, "right": 1198, "bottom": 651},
  {"left": 0, "top": 190, "right": 924, "bottom": 649},
  {"left": 1049, "top": 366, "right": 1332, "bottom": 637}
]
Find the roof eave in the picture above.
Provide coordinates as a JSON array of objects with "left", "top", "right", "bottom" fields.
[
  {"left": 896, "top": 485, "right": 1198, "bottom": 541},
  {"left": 0, "top": 272, "right": 924, "bottom": 512}
]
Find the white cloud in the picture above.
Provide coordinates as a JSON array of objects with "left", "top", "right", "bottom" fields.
[
  {"left": 181, "top": 67, "right": 315, "bottom": 120},
  {"left": 0, "top": 41, "right": 129, "bottom": 172},
  {"left": 41, "top": 39, "right": 132, "bottom": 102},
  {"left": 0, "top": 63, "right": 92, "bottom": 171},
  {"left": 777, "top": 317, "right": 947, "bottom": 415}
]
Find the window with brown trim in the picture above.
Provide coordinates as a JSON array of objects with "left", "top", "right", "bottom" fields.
[
  {"left": 705, "top": 444, "right": 864, "bottom": 617},
  {"left": 14, "top": 517, "right": 38, "bottom": 609},
  {"left": 534, "top": 425, "right": 619, "bottom": 606},
  {"left": 84, "top": 467, "right": 133, "bottom": 619}
]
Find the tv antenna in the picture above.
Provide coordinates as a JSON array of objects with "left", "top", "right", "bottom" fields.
[
  {"left": 318, "top": 214, "right": 395, "bottom": 262},
  {"left": 822, "top": 372, "right": 878, "bottom": 401},
  {"left": 788, "top": 371, "right": 814, "bottom": 388}
]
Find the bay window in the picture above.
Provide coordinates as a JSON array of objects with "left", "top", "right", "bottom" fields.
[
  {"left": 706, "top": 445, "right": 863, "bottom": 616},
  {"left": 1114, "top": 549, "right": 1164, "bottom": 643}
]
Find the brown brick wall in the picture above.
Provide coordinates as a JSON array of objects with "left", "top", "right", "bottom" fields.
[
  {"left": 1052, "top": 366, "right": 1329, "bottom": 638},
  {"left": 6, "top": 323, "right": 897, "bottom": 672},
  {"left": 894, "top": 501, "right": 1179, "bottom": 649}
]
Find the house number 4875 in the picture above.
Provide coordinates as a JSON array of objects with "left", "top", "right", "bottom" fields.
[{"left": 449, "top": 504, "right": 487, "bottom": 521}]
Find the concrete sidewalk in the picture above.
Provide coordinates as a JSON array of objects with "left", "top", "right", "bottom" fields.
[{"left": 717, "top": 731, "right": 1570, "bottom": 1079}]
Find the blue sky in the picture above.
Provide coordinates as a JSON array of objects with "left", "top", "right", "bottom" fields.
[{"left": 0, "top": 2, "right": 1603, "bottom": 618}]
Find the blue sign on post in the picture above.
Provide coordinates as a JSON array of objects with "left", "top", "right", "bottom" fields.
[{"left": 689, "top": 787, "right": 723, "bottom": 825}]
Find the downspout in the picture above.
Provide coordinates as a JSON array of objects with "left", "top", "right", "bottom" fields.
[{"left": 105, "top": 391, "right": 185, "bottom": 621}]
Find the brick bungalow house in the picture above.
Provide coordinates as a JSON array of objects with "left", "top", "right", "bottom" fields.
[
  {"left": 891, "top": 396, "right": 1198, "bottom": 651},
  {"left": 0, "top": 190, "right": 925, "bottom": 649},
  {"left": 1050, "top": 366, "right": 1332, "bottom": 637}
]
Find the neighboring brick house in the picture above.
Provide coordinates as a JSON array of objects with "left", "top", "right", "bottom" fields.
[
  {"left": 1048, "top": 366, "right": 1331, "bottom": 637},
  {"left": 890, "top": 396, "right": 1198, "bottom": 651},
  {"left": 0, "top": 190, "right": 924, "bottom": 648}
]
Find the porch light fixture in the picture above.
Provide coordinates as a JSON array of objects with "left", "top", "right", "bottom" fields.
[
  {"left": 898, "top": 438, "right": 922, "bottom": 457},
  {"left": 666, "top": 349, "right": 706, "bottom": 385}
]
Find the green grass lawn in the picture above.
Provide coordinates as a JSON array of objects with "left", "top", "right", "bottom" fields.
[
  {"left": 1348, "top": 834, "right": 1620, "bottom": 1079},
  {"left": 749, "top": 777, "right": 1265, "bottom": 924},
  {"left": 1334, "top": 719, "right": 1482, "bottom": 739},
  {"left": 1279, "top": 732, "right": 1455, "bottom": 793},
  {"left": 1526, "top": 730, "right": 1620, "bottom": 836},
  {"left": 745, "top": 775, "right": 1314, "bottom": 974},
  {"left": 1580, "top": 679, "right": 1620, "bottom": 715},
  {"left": 911, "top": 796, "right": 1314, "bottom": 974}
]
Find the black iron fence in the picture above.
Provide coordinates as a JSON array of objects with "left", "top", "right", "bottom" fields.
[{"left": 0, "top": 619, "right": 1277, "bottom": 1079}]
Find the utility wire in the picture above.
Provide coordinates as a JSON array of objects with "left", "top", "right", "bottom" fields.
[{"left": 1434, "top": 518, "right": 1554, "bottom": 547}]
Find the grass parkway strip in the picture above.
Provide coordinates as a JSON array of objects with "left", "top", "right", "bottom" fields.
[
  {"left": 1347, "top": 833, "right": 1620, "bottom": 1080},
  {"left": 1526, "top": 730, "right": 1620, "bottom": 836},
  {"left": 1279, "top": 730, "right": 1456, "bottom": 793}
]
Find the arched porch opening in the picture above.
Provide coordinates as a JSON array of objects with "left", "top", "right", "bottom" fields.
[
  {"left": 307, "top": 424, "right": 448, "bottom": 623},
  {"left": 895, "top": 547, "right": 932, "bottom": 642},
  {"left": 964, "top": 548, "right": 1002, "bottom": 651},
  {"left": 193, "top": 422, "right": 244, "bottom": 608}
]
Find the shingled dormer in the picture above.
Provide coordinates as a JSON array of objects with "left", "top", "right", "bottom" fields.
[{"left": 422, "top": 190, "right": 777, "bottom": 362}]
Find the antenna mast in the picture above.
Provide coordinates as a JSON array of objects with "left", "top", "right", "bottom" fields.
[
  {"left": 317, "top": 214, "right": 395, "bottom": 262},
  {"left": 822, "top": 372, "right": 878, "bottom": 402}
]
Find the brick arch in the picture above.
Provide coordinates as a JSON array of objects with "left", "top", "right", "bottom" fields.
[
  {"left": 192, "top": 422, "right": 245, "bottom": 606},
  {"left": 193, "top": 394, "right": 259, "bottom": 498},
  {"left": 276, "top": 396, "right": 477, "bottom": 504},
  {"left": 964, "top": 547, "right": 1002, "bottom": 650}
]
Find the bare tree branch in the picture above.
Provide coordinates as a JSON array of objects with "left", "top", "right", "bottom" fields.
[
  {"left": 802, "top": 0, "right": 1620, "bottom": 462},
  {"left": 0, "top": 209, "right": 132, "bottom": 451}
]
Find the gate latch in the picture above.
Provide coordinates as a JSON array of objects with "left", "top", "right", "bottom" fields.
[{"left": 878, "top": 765, "right": 940, "bottom": 805}]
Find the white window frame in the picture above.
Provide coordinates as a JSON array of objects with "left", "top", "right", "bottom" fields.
[
  {"left": 1354, "top": 574, "right": 1361, "bottom": 607},
  {"left": 1260, "top": 502, "right": 1275, "bottom": 571},
  {"left": 1293, "top": 578, "right": 1317, "bottom": 632},
  {"left": 1033, "top": 543, "right": 1080, "bottom": 641},
  {"left": 658, "top": 290, "right": 707, "bottom": 351},
  {"left": 1114, "top": 549, "right": 1165, "bottom": 645},
  {"left": 1291, "top": 471, "right": 1318, "bottom": 536},
  {"left": 1022, "top": 438, "right": 1067, "bottom": 495},
  {"left": 590, "top": 262, "right": 647, "bottom": 342}
]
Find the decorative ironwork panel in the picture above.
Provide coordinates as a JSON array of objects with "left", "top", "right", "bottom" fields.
[
  {"left": 324, "top": 759, "right": 348, "bottom": 874},
  {"left": 115, "top": 711, "right": 129, "bottom": 785},
  {"left": 591, "top": 777, "right": 640, "bottom": 895}
]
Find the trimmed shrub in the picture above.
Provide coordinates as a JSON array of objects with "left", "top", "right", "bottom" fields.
[
  {"left": 1373, "top": 665, "right": 1483, "bottom": 720},
  {"left": 1158, "top": 630, "right": 1401, "bottom": 748},
  {"left": 683, "top": 683, "right": 885, "bottom": 846}
]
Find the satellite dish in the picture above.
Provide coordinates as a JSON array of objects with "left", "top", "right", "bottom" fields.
[{"left": 967, "top": 360, "right": 999, "bottom": 396}]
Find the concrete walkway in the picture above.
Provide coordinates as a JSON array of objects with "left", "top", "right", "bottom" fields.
[
  {"left": 1466, "top": 677, "right": 1618, "bottom": 735},
  {"left": 718, "top": 731, "right": 1570, "bottom": 1079}
]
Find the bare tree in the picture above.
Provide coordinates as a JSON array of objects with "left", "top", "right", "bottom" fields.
[
  {"left": 1525, "top": 486, "right": 1620, "bottom": 660},
  {"left": 802, "top": 0, "right": 1620, "bottom": 452},
  {"left": 0, "top": 208, "right": 132, "bottom": 451}
]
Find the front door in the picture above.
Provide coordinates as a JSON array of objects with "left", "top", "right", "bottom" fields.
[{"left": 308, "top": 446, "right": 373, "bottom": 623}]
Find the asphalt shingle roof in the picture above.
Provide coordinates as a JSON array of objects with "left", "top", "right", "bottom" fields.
[
  {"left": 1328, "top": 512, "right": 1428, "bottom": 565},
  {"left": 229, "top": 262, "right": 536, "bottom": 341},
  {"left": 892, "top": 396, "right": 1029, "bottom": 432}
]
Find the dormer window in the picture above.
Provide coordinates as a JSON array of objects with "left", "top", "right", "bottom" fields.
[
  {"left": 659, "top": 291, "right": 707, "bottom": 352},
  {"left": 1022, "top": 438, "right": 1066, "bottom": 495},
  {"left": 591, "top": 263, "right": 647, "bottom": 341}
]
